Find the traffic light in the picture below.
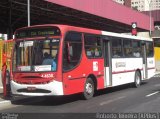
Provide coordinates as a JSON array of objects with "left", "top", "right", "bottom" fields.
[{"left": 132, "top": 22, "right": 137, "bottom": 36}]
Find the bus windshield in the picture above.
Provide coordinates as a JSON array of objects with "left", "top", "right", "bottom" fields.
[{"left": 12, "top": 38, "right": 59, "bottom": 72}]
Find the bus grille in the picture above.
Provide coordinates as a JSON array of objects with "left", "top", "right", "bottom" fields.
[{"left": 17, "top": 89, "right": 51, "bottom": 93}]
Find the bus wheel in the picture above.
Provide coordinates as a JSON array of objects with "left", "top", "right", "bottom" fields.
[
  {"left": 83, "top": 78, "right": 94, "bottom": 100},
  {"left": 134, "top": 71, "right": 141, "bottom": 88}
]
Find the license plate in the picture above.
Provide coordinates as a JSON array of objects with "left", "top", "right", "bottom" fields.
[{"left": 27, "top": 87, "right": 36, "bottom": 91}]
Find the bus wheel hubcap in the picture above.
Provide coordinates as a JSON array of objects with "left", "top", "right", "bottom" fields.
[
  {"left": 136, "top": 76, "right": 140, "bottom": 85},
  {"left": 86, "top": 83, "right": 93, "bottom": 94}
]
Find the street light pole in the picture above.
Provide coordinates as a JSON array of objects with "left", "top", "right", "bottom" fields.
[
  {"left": 147, "top": 0, "right": 152, "bottom": 37},
  {"left": 27, "top": 0, "right": 30, "bottom": 27}
]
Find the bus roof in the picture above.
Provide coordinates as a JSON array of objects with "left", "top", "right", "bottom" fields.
[
  {"left": 14, "top": 24, "right": 101, "bottom": 36},
  {"left": 15, "top": 24, "right": 152, "bottom": 41},
  {"left": 102, "top": 31, "right": 152, "bottom": 41}
]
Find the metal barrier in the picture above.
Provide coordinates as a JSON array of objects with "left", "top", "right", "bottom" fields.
[
  {"left": 0, "top": 40, "right": 13, "bottom": 90},
  {"left": 0, "top": 40, "right": 4, "bottom": 70}
]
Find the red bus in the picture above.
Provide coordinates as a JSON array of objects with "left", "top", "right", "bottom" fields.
[{"left": 10, "top": 24, "right": 155, "bottom": 99}]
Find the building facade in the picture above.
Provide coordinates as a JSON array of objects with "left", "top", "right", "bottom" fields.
[
  {"left": 113, "top": 0, "right": 124, "bottom": 5},
  {"left": 131, "top": 0, "right": 145, "bottom": 11},
  {"left": 113, "top": 0, "right": 160, "bottom": 11}
]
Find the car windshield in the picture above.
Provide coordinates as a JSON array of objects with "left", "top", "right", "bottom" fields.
[{"left": 12, "top": 38, "right": 60, "bottom": 72}]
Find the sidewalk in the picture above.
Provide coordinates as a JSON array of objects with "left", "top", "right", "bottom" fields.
[
  {"left": 0, "top": 70, "right": 2, "bottom": 88},
  {"left": 0, "top": 88, "right": 12, "bottom": 108},
  {"left": 155, "top": 70, "right": 160, "bottom": 74},
  {"left": 0, "top": 70, "right": 4, "bottom": 101},
  {"left": 0, "top": 71, "right": 8, "bottom": 103},
  {"left": 0, "top": 77, "right": 6, "bottom": 101},
  {"left": 0, "top": 88, "right": 4, "bottom": 101}
]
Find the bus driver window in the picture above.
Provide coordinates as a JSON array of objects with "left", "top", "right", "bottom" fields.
[{"left": 42, "top": 52, "right": 57, "bottom": 71}]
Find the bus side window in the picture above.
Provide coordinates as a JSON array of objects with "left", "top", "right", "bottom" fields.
[
  {"left": 63, "top": 31, "right": 82, "bottom": 71},
  {"left": 132, "top": 40, "right": 141, "bottom": 58},
  {"left": 84, "top": 34, "right": 102, "bottom": 58},
  {"left": 146, "top": 42, "right": 154, "bottom": 57},
  {"left": 86, "top": 50, "right": 92, "bottom": 57},
  {"left": 112, "top": 38, "right": 122, "bottom": 58},
  {"left": 95, "top": 48, "right": 101, "bottom": 57},
  {"left": 123, "top": 39, "right": 132, "bottom": 57}
]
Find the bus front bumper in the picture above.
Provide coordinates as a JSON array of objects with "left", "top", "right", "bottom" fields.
[{"left": 10, "top": 80, "right": 64, "bottom": 96}]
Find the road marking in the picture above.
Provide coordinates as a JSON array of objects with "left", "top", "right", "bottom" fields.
[
  {"left": 146, "top": 91, "right": 159, "bottom": 97},
  {"left": 154, "top": 84, "right": 160, "bottom": 87},
  {"left": 100, "top": 96, "right": 126, "bottom": 106},
  {"left": 153, "top": 74, "right": 160, "bottom": 77}
]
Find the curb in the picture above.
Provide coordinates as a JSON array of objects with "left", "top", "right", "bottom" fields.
[
  {"left": 0, "top": 93, "right": 12, "bottom": 109},
  {"left": 0, "top": 100, "right": 11, "bottom": 108}
]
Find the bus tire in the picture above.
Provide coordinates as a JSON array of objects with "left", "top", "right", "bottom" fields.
[
  {"left": 134, "top": 71, "right": 141, "bottom": 88},
  {"left": 83, "top": 78, "right": 94, "bottom": 100}
]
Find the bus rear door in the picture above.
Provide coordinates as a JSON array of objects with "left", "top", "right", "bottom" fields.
[
  {"left": 103, "top": 39, "right": 112, "bottom": 87},
  {"left": 142, "top": 43, "right": 148, "bottom": 79}
]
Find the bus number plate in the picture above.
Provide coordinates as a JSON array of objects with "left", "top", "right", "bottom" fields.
[{"left": 27, "top": 87, "right": 36, "bottom": 91}]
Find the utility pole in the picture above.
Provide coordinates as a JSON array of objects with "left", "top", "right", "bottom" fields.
[
  {"left": 27, "top": 0, "right": 30, "bottom": 27},
  {"left": 147, "top": 0, "right": 152, "bottom": 37}
]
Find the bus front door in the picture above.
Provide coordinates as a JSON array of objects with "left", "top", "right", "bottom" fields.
[{"left": 103, "top": 40, "right": 112, "bottom": 87}]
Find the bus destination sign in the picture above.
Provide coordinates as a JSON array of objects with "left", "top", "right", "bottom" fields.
[{"left": 15, "top": 27, "right": 61, "bottom": 38}]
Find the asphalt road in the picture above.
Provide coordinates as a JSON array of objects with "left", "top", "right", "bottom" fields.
[{"left": 0, "top": 76, "right": 160, "bottom": 114}]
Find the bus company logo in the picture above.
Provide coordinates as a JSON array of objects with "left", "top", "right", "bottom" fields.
[
  {"left": 93, "top": 61, "right": 98, "bottom": 71},
  {"left": 41, "top": 74, "right": 54, "bottom": 78},
  {"left": 116, "top": 62, "right": 126, "bottom": 68}
]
